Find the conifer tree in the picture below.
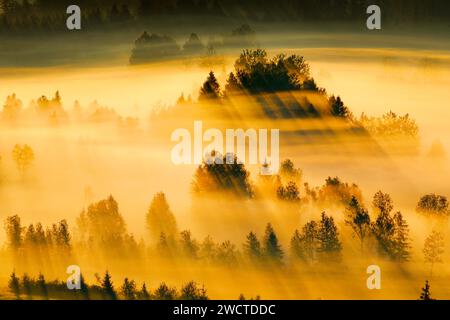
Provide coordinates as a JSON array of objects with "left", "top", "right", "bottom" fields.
[
  {"left": 345, "top": 196, "right": 371, "bottom": 253},
  {"left": 263, "top": 223, "right": 284, "bottom": 264},
  {"left": 199, "top": 71, "right": 221, "bottom": 100},
  {"left": 420, "top": 280, "right": 433, "bottom": 300},
  {"left": 243, "top": 232, "right": 262, "bottom": 262},
  {"left": 121, "top": 277, "right": 137, "bottom": 300},
  {"left": 317, "top": 212, "right": 342, "bottom": 260},
  {"left": 8, "top": 271, "right": 20, "bottom": 299},
  {"left": 101, "top": 271, "right": 117, "bottom": 300}
]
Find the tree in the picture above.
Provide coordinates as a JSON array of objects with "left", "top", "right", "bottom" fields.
[
  {"left": 373, "top": 191, "right": 394, "bottom": 216},
  {"left": 199, "top": 71, "right": 221, "bottom": 100},
  {"left": 180, "top": 230, "right": 199, "bottom": 259},
  {"left": 77, "top": 195, "right": 127, "bottom": 251},
  {"left": 317, "top": 212, "right": 342, "bottom": 260},
  {"left": 277, "top": 181, "right": 300, "bottom": 201},
  {"left": 216, "top": 241, "right": 238, "bottom": 266},
  {"left": 121, "top": 278, "right": 137, "bottom": 300},
  {"left": 345, "top": 196, "right": 371, "bottom": 253},
  {"left": 101, "top": 271, "right": 117, "bottom": 300},
  {"left": 423, "top": 231, "right": 445, "bottom": 278},
  {"left": 22, "top": 274, "right": 32, "bottom": 299},
  {"left": 243, "top": 232, "right": 262, "bottom": 262},
  {"left": 4, "top": 215, "right": 23, "bottom": 250},
  {"left": 2, "top": 93, "right": 22, "bottom": 121},
  {"left": 290, "top": 221, "right": 318, "bottom": 264},
  {"left": 12, "top": 144, "right": 34, "bottom": 175},
  {"left": 55, "top": 219, "right": 71, "bottom": 250},
  {"left": 224, "top": 72, "right": 242, "bottom": 94},
  {"left": 37, "top": 273, "right": 48, "bottom": 299},
  {"left": 371, "top": 192, "right": 410, "bottom": 261},
  {"left": 329, "top": 96, "right": 349, "bottom": 118},
  {"left": 192, "top": 152, "right": 253, "bottom": 198},
  {"left": 419, "top": 280, "right": 433, "bottom": 300},
  {"left": 146, "top": 192, "right": 178, "bottom": 243},
  {"left": 279, "top": 159, "right": 302, "bottom": 184},
  {"left": 263, "top": 223, "right": 283, "bottom": 264},
  {"left": 416, "top": 194, "right": 449, "bottom": 218},
  {"left": 8, "top": 272, "right": 20, "bottom": 299},
  {"left": 137, "top": 283, "right": 151, "bottom": 300},
  {"left": 153, "top": 283, "right": 177, "bottom": 300},
  {"left": 179, "top": 281, "right": 208, "bottom": 300},
  {"left": 392, "top": 212, "right": 410, "bottom": 261}
]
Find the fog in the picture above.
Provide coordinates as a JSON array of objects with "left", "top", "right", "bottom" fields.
[{"left": 0, "top": 30, "right": 450, "bottom": 300}]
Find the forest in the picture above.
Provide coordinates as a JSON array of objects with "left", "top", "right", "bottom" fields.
[
  {"left": 0, "top": 46, "right": 449, "bottom": 300},
  {"left": 1, "top": 0, "right": 450, "bottom": 34}
]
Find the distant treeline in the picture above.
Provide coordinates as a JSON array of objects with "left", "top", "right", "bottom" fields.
[
  {"left": 7, "top": 270, "right": 209, "bottom": 300},
  {"left": 1, "top": 0, "right": 449, "bottom": 34}
]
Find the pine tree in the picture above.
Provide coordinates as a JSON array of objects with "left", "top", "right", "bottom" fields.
[
  {"left": 101, "top": 271, "right": 117, "bottom": 300},
  {"left": 37, "top": 273, "right": 48, "bottom": 300},
  {"left": 243, "top": 232, "right": 262, "bottom": 261},
  {"left": 5, "top": 215, "right": 23, "bottom": 250},
  {"left": 199, "top": 71, "right": 221, "bottom": 100},
  {"left": 224, "top": 72, "right": 242, "bottom": 94},
  {"left": 22, "top": 274, "right": 32, "bottom": 299},
  {"left": 146, "top": 192, "right": 178, "bottom": 243},
  {"left": 137, "top": 283, "right": 151, "bottom": 300},
  {"left": 317, "top": 212, "right": 342, "bottom": 260},
  {"left": 263, "top": 223, "right": 284, "bottom": 264},
  {"left": 79, "top": 274, "right": 90, "bottom": 300},
  {"left": 345, "top": 196, "right": 371, "bottom": 253},
  {"left": 121, "top": 277, "right": 137, "bottom": 300},
  {"left": 420, "top": 280, "right": 433, "bottom": 300},
  {"left": 8, "top": 271, "right": 20, "bottom": 299},
  {"left": 392, "top": 212, "right": 410, "bottom": 261}
]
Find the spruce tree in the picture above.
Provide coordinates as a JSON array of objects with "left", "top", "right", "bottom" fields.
[
  {"left": 8, "top": 271, "right": 20, "bottom": 299},
  {"left": 121, "top": 277, "right": 137, "bottom": 300},
  {"left": 420, "top": 280, "right": 433, "bottom": 300},
  {"left": 317, "top": 212, "right": 342, "bottom": 260},
  {"left": 199, "top": 71, "right": 221, "bottom": 100},
  {"left": 243, "top": 232, "right": 262, "bottom": 262},
  {"left": 101, "top": 271, "right": 117, "bottom": 300},
  {"left": 263, "top": 223, "right": 284, "bottom": 264}
]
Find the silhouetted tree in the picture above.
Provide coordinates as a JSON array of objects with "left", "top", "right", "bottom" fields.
[
  {"left": 224, "top": 72, "right": 242, "bottom": 94},
  {"left": 263, "top": 223, "right": 283, "bottom": 264},
  {"left": 4, "top": 215, "right": 23, "bottom": 250},
  {"left": 192, "top": 152, "right": 253, "bottom": 198},
  {"left": 317, "top": 212, "right": 342, "bottom": 260},
  {"left": 137, "top": 283, "right": 151, "bottom": 300},
  {"left": 416, "top": 194, "right": 449, "bottom": 218},
  {"left": 101, "top": 271, "right": 117, "bottom": 300},
  {"left": 329, "top": 96, "right": 349, "bottom": 118},
  {"left": 8, "top": 272, "right": 20, "bottom": 299},
  {"left": 153, "top": 283, "right": 177, "bottom": 300},
  {"left": 37, "top": 273, "right": 48, "bottom": 299},
  {"left": 277, "top": 181, "right": 300, "bottom": 201},
  {"left": 420, "top": 280, "right": 433, "bottom": 300},
  {"left": 22, "top": 274, "right": 32, "bottom": 299},
  {"left": 345, "top": 196, "right": 371, "bottom": 253},
  {"left": 243, "top": 232, "right": 262, "bottom": 262},
  {"left": 290, "top": 221, "right": 318, "bottom": 264},
  {"left": 199, "top": 71, "right": 221, "bottom": 100},
  {"left": 179, "top": 281, "right": 208, "bottom": 300},
  {"left": 121, "top": 278, "right": 137, "bottom": 300}
]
